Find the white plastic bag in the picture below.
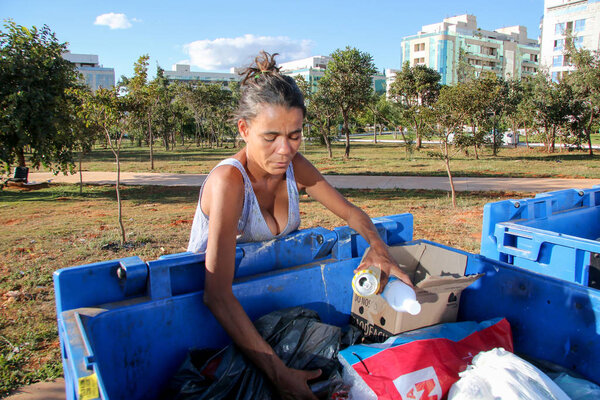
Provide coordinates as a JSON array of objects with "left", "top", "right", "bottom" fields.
[{"left": 448, "top": 348, "right": 570, "bottom": 400}]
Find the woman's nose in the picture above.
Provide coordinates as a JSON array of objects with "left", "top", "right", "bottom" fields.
[{"left": 276, "top": 137, "right": 293, "bottom": 154}]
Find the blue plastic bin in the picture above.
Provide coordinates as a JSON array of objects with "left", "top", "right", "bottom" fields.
[
  {"left": 55, "top": 215, "right": 600, "bottom": 399},
  {"left": 481, "top": 186, "right": 600, "bottom": 286}
]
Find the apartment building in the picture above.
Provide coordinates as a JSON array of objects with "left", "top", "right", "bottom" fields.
[
  {"left": 62, "top": 52, "right": 115, "bottom": 91},
  {"left": 540, "top": 0, "right": 600, "bottom": 81},
  {"left": 163, "top": 64, "right": 241, "bottom": 87},
  {"left": 400, "top": 14, "right": 540, "bottom": 85}
]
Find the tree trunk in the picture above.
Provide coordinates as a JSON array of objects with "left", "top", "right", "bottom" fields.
[
  {"left": 79, "top": 152, "right": 83, "bottom": 195},
  {"left": 17, "top": 148, "right": 26, "bottom": 167},
  {"left": 472, "top": 123, "right": 479, "bottom": 160},
  {"left": 148, "top": 114, "right": 154, "bottom": 170},
  {"left": 415, "top": 130, "right": 422, "bottom": 149},
  {"left": 525, "top": 126, "right": 531, "bottom": 149},
  {"left": 324, "top": 117, "right": 333, "bottom": 159},
  {"left": 551, "top": 126, "right": 556, "bottom": 153},
  {"left": 587, "top": 114, "right": 595, "bottom": 156},
  {"left": 115, "top": 153, "right": 126, "bottom": 246},
  {"left": 443, "top": 140, "right": 456, "bottom": 208},
  {"left": 343, "top": 112, "right": 350, "bottom": 158}
]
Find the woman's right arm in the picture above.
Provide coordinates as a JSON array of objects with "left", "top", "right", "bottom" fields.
[{"left": 201, "top": 167, "right": 320, "bottom": 400}]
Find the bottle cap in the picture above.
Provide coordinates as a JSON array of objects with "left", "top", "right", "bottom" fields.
[{"left": 403, "top": 299, "right": 422, "bottom": 315}]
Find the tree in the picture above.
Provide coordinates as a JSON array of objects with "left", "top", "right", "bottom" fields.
[
  {"left": 82, "top": 88, "right": 129, "bottom": 245},
  {"left": 433, "top": 83, "right": 472, "bottom": 207},
  {"left": 502, "top": 79, "right": 524, "bottom": 149},
  {"left": 66, "top": 87, "right": 102, "bottom": 193},
  {"left": 295, "top": 74, "right": 337, "bottom": 158},
  {"left": 564, "top": 41, "right": 600, "bottom": 155},
  {"left": 0, "top": 20, "right": 80, "bottom": 174},
  {"left": 126, "top": 55, "right": 158, "bottom": 168},
  {"left": 319, "top": 46, "right": 377, "bottom": 158},
  {"left": 388, "top": 62, "right": 441, "bottom": 149},
  {"left": 530, "top": 71, "right": 570, "bottom": 153},
  {"left": 149, "top": 66, "right": 177, "bottom": 151}
]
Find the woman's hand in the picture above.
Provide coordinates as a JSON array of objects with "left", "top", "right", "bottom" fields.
[
  {"left": 273, "top": 367, "right": 321, "bottom": 400},
  {"left": 355, "top": 244, "right": 413, "bottom": 293}
]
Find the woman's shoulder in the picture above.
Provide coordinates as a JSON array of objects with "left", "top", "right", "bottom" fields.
[{"left": 206, "top": 161, "right": 245, "bottom": 188}]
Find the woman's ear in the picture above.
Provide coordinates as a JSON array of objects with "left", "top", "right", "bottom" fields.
[{"left": 238, "top": 119, "right": 249, "bottom": 143}]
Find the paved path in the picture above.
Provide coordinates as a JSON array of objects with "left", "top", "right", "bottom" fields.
[
  {"left": 29, "top": 171, "right": 600, "bottom": 193},
  {"left": 5, "top": 379, "right": 65, "bottom": 400}
]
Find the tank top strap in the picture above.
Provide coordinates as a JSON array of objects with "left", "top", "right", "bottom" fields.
[{"left": 209, "top": 158, "right": 251, "bottom": 230}]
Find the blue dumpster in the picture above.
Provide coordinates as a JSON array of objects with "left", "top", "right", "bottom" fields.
[
  {"left": 55, "top": 214, "right": 600, "bottom": 399},
  {"left": 481, "top": 186, "right": 600, "bottom": 286}
]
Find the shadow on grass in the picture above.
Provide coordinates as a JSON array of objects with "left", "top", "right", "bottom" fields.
[
  {"left": 0, "top": 184, "right": 200, "bottom": 205},
  {"left": 81, "top": 146, "right": 237, "bottom": 163}
]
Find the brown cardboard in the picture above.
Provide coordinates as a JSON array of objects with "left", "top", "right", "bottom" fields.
[{"left": 351, "top": 243, "right": 483, "bottom": 341}]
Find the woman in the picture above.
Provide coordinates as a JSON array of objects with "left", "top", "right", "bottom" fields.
[{"left": 188, "top": 51, "right": 412, "bottom": 399}]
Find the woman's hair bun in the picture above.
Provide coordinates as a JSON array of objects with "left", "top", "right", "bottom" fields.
[{"left": 240, "top": 51, "right": 280, "bottom": 85}]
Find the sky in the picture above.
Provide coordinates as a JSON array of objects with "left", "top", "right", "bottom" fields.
[{"left": 1, "top": 0, "right": 545, "bottom": 80}]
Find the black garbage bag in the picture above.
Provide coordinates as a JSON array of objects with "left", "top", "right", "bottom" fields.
[{"left": 165, "top": 307, "right": 354, "bottom": 400}]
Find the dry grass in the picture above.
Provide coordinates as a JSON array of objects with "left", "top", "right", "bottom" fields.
[{"left": 0, "top": 183, "right": 532, "bottom": 395}]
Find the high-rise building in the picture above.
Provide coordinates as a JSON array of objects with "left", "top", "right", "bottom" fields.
[
  {"left": 279, "top": 55, "right": 331, "bottom": 93},
  {"left": 164, "top": 64, "right": 241, "bottom": 87},
  {"left": 540, "top": 0, "right": 600, "bottom": 82},
  {"left": 400, "top": 15, "right": 540, "bottom": 85},
  {"left": 62, "top": 52, "right": 115, "bottom": 91}
]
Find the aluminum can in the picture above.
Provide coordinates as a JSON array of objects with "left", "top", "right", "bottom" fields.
[{"left": 352, "top": 267, "right": 380, "bottom": 297}]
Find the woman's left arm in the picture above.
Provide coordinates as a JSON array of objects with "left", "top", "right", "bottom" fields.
[{"left": 292, "top": 154, "right": 413, "bottom": 291}]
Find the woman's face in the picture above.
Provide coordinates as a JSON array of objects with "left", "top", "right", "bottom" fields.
[{"left": 239, "top": 104, "right": 303, "bottom": 175}]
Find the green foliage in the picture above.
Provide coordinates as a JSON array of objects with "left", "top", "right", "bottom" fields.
[
  {"left": 388, "top": 62, "right": 441, "bottom": 147},
  {"left": 0, "top": 19, "right": 80, "bottom": 173},
  {"left": 319, "top": 46, "right": 377, "bottom": 157}
]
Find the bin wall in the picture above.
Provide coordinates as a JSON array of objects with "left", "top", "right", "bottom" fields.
[{"left": 480, "top": 186, "right": 600, "bottom": 285}]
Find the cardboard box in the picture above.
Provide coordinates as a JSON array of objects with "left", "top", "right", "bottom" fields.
[{"left": 351, "top": 242, "right": 483, "bottom": 341}]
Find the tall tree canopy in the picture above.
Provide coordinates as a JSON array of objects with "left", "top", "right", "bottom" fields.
[
  {"left": 0, "top": 20, "right": 80, "bottom": 172},
  {"left": 319, "top": 46, "right": 377, "bottom": 157},
  {"left": 388, "top": 62, "right": 441, "bottom": 148}
]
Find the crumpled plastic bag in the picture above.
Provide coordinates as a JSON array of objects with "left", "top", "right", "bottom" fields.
[
  {"left": 448, "top": 348, "right": 570, "bottom": 400},
  {"left": 552, "top": 372, "right": 600, "bottom": 400},
  {"left": 165, "top": 307, "right": 357, "bottom": 399}
]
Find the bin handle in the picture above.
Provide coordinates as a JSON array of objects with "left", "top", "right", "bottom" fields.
[
  {"left": 495, "top": 225, "right": 542, "bottom": 261},
  {"left": 495, "top": 222, "right": 600, "bottom": 261}
]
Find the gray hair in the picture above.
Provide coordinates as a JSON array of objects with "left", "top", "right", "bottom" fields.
[{"left": 234, "top": 51, "right": 306, "bottom": 122}]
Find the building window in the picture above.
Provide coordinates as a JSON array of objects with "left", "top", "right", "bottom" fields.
[
  {"left": 574, "top": 19, "right": 586, "bottom": 32},
  {"left": 553, "top": 39, "right": 564, "bottom": 51},
  {"left": 414, "top": 43, "right": 425, "bottom": 52},
  {"left": 481, "top": 47, "right": 497, "bottom": 56},
  {"left": 552, "top": 71, "right": 560, "bottom": 82},
  {"left": 413, "top": 57, "right": 425, "bottom": 65},
  {"left": 574, "top": 36, "right": 584, "bottom": 49},
  {"left": 530, "top": 54, "right": 538, "bottom": 62},
  {"left": 555, "top": 22, "right": 565, "bottom": 35},
  {"left": 553, "top": 55, "right": 563, "bottom": 67}
]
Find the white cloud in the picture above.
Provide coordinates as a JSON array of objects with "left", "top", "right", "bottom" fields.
[
  {"left": 182, "top": 34, "right": 313, "bottom": 71},
  {"left": 94, "top": 13, "right": 134, "bottom": 29}
]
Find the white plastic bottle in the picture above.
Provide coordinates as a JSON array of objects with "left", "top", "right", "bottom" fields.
[{"left": 381, "top": 277, "right": 421, "bottom": 315}]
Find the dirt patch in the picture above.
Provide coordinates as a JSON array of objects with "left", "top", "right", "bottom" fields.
[
  {"left": 2, "top": 218, "right": 23, "bottom": 226},
  {"left": 170, "top": 219, "right": 192, "bottom": 226}
]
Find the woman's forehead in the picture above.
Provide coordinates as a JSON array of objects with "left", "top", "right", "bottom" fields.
[{"left": 254, "top": 104, "right": 304, "bottom": 123}]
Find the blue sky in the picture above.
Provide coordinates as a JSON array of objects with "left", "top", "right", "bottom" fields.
[{"left": 2, "top": 0, "right": 544, "bottom": 80}]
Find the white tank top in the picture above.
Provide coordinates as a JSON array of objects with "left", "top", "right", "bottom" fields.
[{"left": 187, "top": 158, "right": 301, "bottom": 253}]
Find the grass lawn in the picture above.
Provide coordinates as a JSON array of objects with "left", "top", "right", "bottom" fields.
[
  {"left": 0, "top": 183, "right": 531, "bottom": 395},
  {"left": 34, "top": 141, "right": 600, "bottom": 179}
]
